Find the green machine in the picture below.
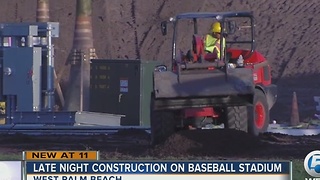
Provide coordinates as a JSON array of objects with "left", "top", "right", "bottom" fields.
[{"left": 90, "top": 60, "right": 160, "bottom": 127}]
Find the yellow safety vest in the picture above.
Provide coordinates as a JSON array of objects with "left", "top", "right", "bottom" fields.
[{"left": 204, "top": 34, "right": 225, "bottom": 59}]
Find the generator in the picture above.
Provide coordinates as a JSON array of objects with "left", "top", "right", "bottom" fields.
[
  {"left": 90, "top": 60, "right": 160, "bottom": 126},
  {"left": 0, "top": 22, "right": 160, "bottom": 129},
  {"left": 0, "top": 22, "right": 75, "bottom": 125}
]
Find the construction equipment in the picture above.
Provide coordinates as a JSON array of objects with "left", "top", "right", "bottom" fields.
[
  {"left": 0, "top": 22, "right": 75, "bottom": 125},
  {"left": 0, "top": 22, "right": 156, "bottom": 133},
  {"left": 151, "top": 11, "right": 277, "bottom": 145}
]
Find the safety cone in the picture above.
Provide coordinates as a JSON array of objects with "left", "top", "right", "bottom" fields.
[{"left": 290, "top": 91, "right": 300, "bottom": 126}]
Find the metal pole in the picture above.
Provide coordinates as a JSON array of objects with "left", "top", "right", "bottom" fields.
[
  {"left": 26, "top": 35, "right": 33, "bottom": 47},
  {"left": 10, "top": 96, "right": 15, "bottom": 121},
  {"left": 46, "top": 24, "right": 54, "bottom": 111},
  {"left": 5, "top": 95, "right": 16, "bottom": 124},
  {"left": 5, "top": 96, "right": 12, "bottom": 124},
  {"left": 80, "top": 51, "right": 84, "bottom": 112}
]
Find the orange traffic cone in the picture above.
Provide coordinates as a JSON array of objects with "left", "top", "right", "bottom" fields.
[{"left": 290, "top": 91, "right": 300, "bottom": 126}]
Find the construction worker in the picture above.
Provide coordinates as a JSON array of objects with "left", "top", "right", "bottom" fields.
[{"left": 204, "top": 22, "right": 225, "bottom": 61}]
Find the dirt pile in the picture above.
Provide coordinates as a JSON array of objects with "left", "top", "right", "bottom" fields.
[
  {"left": 0, "top": 0, "right": 319, "bottom": 121},
  {"left": 151, "top": 130, "right": 320, "bottom": 159},
  {"left": 152, "top": 129, "right": 263, "bottom": 157},
  {"left": 0, "top": 130, "right": 318, "bottom": 159}
]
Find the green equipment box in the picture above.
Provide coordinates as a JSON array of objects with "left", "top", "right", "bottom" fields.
[{"left": 89, "top": 59, "right": 160, "bottom": 126}]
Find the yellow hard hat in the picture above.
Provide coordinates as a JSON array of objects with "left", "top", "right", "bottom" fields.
[{"left": 211, "top": 22, "right": 221, "bottom": 33}]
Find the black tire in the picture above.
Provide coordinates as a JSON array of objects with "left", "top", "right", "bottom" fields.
[
  {"left": 150, "top": 110, "right": 176, "bottom": 146},
  {"left": 225, "top": 106, "right": 248, "bottom": 132},
  {"left": 248, "top": 89, "right": 270, "bottom": 136}
]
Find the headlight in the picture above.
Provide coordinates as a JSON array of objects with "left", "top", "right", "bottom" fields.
[{"left": 154, "top": 65, "right": 167, "bottom": 72}]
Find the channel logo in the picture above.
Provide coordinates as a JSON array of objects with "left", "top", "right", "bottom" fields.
[{"left": 304, "top": 150, "right": 320, "bottom": 177}]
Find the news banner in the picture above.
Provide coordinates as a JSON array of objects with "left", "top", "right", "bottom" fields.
[{"left": 1, "top": 151, "right": 294, "bottom": 180}]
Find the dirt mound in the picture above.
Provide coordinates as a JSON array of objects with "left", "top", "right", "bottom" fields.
[
  {"left": 152, "top": 129, "right": 263, "bottom": 157},
  {"left": 0, "top": 130, "right": 318, "bottom": 159},
  {"left": 150, "top": 130, "right": 320, "bottom": 159}
]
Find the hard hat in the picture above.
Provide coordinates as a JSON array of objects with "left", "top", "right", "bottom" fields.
[{"left": 211, "top": 22, "right": 221, "bottom": 33}]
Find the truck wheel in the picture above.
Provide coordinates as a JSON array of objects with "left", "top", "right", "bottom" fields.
[
  {"left": 150, "top": 110, "right": 176, "bottom": 146},
  {"left": 225, "top": 106, "right": 248, "bottom": 132},
  {"left": 248, "top": 89, "right": 269, "bottom": 136}
]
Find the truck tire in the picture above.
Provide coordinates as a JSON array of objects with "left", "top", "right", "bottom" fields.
[
  {"left": 225, "top": 106, "right": 248, "bottom": 132},
  {"left": 150, "top": 109, "right": 176, "bottom": 146},
  {"left": 248, "top": 89, "right": 269, "bottom": 136}
]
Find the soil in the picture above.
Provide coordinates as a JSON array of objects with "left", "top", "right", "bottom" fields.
[
  {"left": 0, "top": 129, "right": 318, "bottom": 160},
  {"left": 0, "top": 0, "right": 319, "bottom": 160}
]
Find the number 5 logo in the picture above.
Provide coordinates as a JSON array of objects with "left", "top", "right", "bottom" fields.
[{"left": 304, "top": 150, "right": 320, "bottom": 177}]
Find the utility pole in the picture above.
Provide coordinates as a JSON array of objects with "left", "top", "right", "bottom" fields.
[{"left": 36, "top": 0, "right": 65, "bottom": 111}]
